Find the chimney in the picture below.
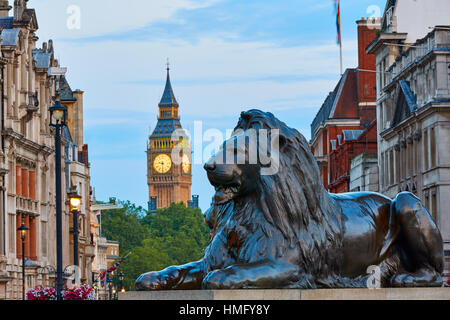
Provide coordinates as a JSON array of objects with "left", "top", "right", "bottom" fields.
[
  {"left": 48, "top": 39, "right": 53, "bottom": 53},
  {"left": 356, "top": 17, "right": 380, "bottom": 120},
  {"left": 0, "top": 0, "right": 11, "bottom": 17},
  {"left": 13, "top": 0, "right": 27, "bottom": 21}
]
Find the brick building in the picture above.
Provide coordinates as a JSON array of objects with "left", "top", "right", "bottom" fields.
[{"left": 310, "top": 18, "right": 381, "bottom": 192}]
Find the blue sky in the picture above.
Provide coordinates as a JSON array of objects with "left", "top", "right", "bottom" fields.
[{"left": 29, "top": 0, "right": 386, "bottom": 211}]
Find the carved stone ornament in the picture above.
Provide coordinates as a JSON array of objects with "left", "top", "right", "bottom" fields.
[
  {"left": 413, "top": 131, "right": 422, "bottom": 141},
  {"left": 400, "top": 139, "right": 407, "bottom": 148}
]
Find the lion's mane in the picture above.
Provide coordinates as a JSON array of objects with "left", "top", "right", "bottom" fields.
[{"left": 206, "top": 110, "right": 349, "bottom": 287}]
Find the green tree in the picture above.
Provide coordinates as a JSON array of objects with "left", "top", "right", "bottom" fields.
[
  {"left": 102, "top": 202, "right": 210, "bottom": 290},
  {"left": 100, "top": 200, "right": 148, "bottom": 253}
]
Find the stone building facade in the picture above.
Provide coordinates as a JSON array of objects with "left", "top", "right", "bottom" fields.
[
  {"left": 367, "top": 0, "right": 450, "bottom": 278},
  {"left": 0, "top": 1, "right": 93, "bottom": 299}
]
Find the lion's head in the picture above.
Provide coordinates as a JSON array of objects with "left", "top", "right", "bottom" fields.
[{"left": 204, "top": 109, "right": 342, "bottom": 250}]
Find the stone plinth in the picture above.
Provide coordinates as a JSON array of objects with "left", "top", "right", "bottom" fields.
[{"left": 120, "top": 288, "right": 450, "bottom": 300}]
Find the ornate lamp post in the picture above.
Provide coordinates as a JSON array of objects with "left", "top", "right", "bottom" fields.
[
  {"left": 118, "top": 271, "right": 125, "bottom": 293},
  {"left": 68, "top": 189, "right": 82, "bottom": 268},
  {"left": 107, "top": 277, "right": 113, "bottom": 300},
  {"left": 17, "top": 222, "right": 29, "bottom": 300},
  {"left": 49, "top": 99, "right": 68, "bottom": 300}
]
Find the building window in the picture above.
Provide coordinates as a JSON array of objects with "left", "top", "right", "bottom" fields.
[
  {"left": 406, "top": 143, "right": 411, "bottom": 177},
  {"left": 389, "top": 150, "right": 394, "bottom": 186},
  {"left": 424, "top": 191, "right": 430, "bottom": 213},
  {"left": 431, "top": 189, "right": 437, "bottom": 223},
  {"left": 16, "top": 166, "right": 22, "bottom": 195},
  {"left": 383, "top": 152, "right": 388, "bottom": 188},
  {"left": 41, "top": 172, "right": 47, "bottom": 203},
  {"left": 401, "top": 146, "right": 406, "bottom": 180},
  {"left": 430, "top": 127, "right": 436, "bottom": 168},
  {"left": 8, "top": 161, "right": 14, "bottom": 191},
  {"left": 423, "top": 129, "right": 429, "bottom": 171},
  {"left": 380, "top": 153, "right": 384, "bottom": 189},
  {"left": 41, "top": 221, "right": 47, "bottom": 257},
  {"left": 15, "top": 166, "right": 36, "bottom": 199},
  {"left": 29, "top": 171, "right": 36, "bottom": 200},
  {"left": 15, "top": 214, "right": 37, "bottom": 261},
  {"left": 21, "top": 168, "right": 28, "bottom": 198},
  {"left": 395, "top": 148, "right": 400, "bottom": 183},
  {"left": 9, "top": 214, "right": 15, "bottom": 254},
  {"left": 20, "top": 117, "right": 27, "bottom": 137}
]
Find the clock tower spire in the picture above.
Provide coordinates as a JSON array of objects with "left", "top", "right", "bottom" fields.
[{"left": 147, "top": 63, "right": 192, "bottom": 210}]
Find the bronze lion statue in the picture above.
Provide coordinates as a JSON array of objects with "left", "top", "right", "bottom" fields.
[{"left": 136, "top": 109, "right": 443, "bottom": 289}]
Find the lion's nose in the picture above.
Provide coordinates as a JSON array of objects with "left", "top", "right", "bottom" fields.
[{"left": 204, "top": 161, "right": 216, "bottom": 172}]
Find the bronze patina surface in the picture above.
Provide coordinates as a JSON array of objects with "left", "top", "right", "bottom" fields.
[{"left": 136, "top": 110, "right": 443, "bottom": 290}]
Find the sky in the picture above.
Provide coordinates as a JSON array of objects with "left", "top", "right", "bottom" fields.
[{"left": 28, "top": 0, "right": 386, "bottom": 211}]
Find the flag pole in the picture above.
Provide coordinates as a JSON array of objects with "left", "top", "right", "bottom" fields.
[{"left": 339, "top": 37, "right": 343, "bottom": 76}]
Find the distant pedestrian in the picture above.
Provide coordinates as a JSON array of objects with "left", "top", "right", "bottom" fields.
[{"left": 446, "top": 275, "right": 450, "bottom": 287}]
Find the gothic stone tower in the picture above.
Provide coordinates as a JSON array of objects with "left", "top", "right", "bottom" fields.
[{"left": 147, "top": 65, "right": 192, "bottom": 209}]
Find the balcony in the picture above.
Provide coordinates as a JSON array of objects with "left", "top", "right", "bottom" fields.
[
  {"left": 388, "top": 28, "right": 442, "bottom": 83},
  {"left": 84, "top": 244, "right": 96, "bottom": 258},
  {"left": 16, "top": 196, "right": 39, "bottom": 216}
]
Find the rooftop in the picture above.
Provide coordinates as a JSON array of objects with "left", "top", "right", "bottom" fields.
[
  {"left": 159, "top": 68, "right": 178, "bottom": 107},
  {"left": 0, "top": 28, "right": 19, "bottom": 46}
]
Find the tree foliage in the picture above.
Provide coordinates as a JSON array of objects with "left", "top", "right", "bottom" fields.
[
  {"left": 100, "top": 200, "right": 148, "bottom": 253},
  {"left": 100, "top": 201, "right": 209, "bottom": 290}
]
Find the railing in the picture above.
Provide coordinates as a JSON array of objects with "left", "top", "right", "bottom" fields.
[
  {"left": 390, "top": 31, "right": 438, "bottom": 80},
  {"left": 16, "top": 196, "right": 39, "bottom": 215}
]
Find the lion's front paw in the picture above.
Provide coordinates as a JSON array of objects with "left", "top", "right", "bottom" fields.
[
  {"left": 135, "top": 271, "right": 165, "bottom": 291},
  {"left": 202, "top": 270, "right": 235, "bottom": 289}
]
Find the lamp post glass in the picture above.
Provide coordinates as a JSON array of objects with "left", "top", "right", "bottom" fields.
[
  {"left": 69, "top": 190, "right": 82, "bottom": 269},
  {"left": 18, "top": 223, "right": 29, "bottom": 240},
  {"left": 69, "top": 192, "right": 82, "bottom": 212},
  {"left": 49, "top": 101, "right": 67, "bottom": 126}
]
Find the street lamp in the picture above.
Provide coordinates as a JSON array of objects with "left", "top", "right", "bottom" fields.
[
  {"left": 107, "top": 277, "right": 113, "bottom": 300},
  {"left": 118, "top": 272, "right": 125, "bottom": 293},
  {"left": 17, "top": 222, "right": 29, "bottom": 300},
  {"left": 49, "top": 98, "right": 68, "bottom": 300},
  {"left": 68, "top": 188, "right": 82, "bottom": 268}
]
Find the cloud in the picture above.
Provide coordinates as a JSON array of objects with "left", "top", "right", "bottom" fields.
[
  {"left": 55, "top": 36, "right": 356, "bottom": 119},
  {"left": 28, "top": 0, "right": 222, "bottom": 41}
]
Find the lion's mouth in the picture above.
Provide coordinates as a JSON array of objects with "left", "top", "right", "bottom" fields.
[{"left": 213, "top": 183, "right": 240, "bottom": 205}]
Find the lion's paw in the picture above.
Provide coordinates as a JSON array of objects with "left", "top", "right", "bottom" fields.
[
  {"left": 390, "top": 270, "right": 442, "bottom": 288},
  {"left": 202, "top": 270, "right": 234, "bottom": 289},
  {"left": 135, "top": 271, "right": 164, "bottom": 291}
]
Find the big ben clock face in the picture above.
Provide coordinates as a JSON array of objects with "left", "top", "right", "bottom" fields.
[
  {"left": 153, "top": 154, "right": 172, "bottom": 173},
  {"left": 182, "top": 154, "right": 191, "bottom": 174}
]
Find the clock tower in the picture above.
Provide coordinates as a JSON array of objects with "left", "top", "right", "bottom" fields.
[{"left": 147, "top": 64, "right": 192, "bottom": 209}]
